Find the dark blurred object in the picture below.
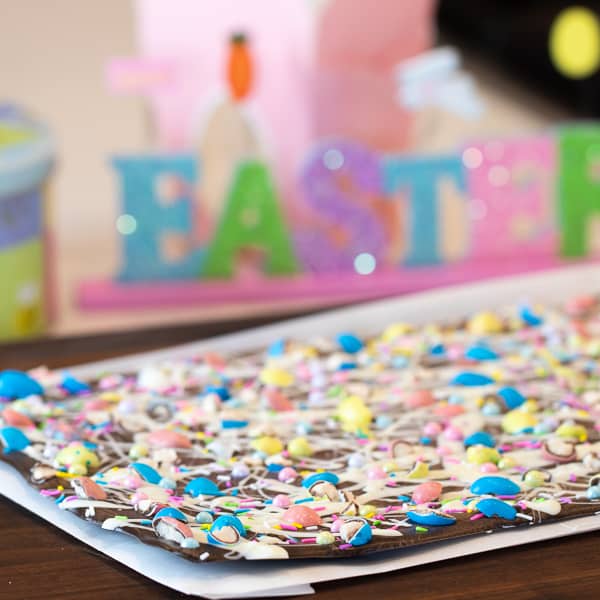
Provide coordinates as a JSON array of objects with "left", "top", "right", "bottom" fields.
[{"left": 437, "top": 1, "right": 600, "bottom": 115}]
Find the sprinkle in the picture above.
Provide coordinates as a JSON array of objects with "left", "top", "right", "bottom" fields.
[
  {"left": 470, "top": 513, "right": 485, "bottom": 521},
  {"left": 339, "top": 543, "right": 353, "bottom": 550}
]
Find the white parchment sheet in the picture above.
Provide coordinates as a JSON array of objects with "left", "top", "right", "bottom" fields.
[{"left": 2, "top": 265, "right": 600, "bottom": 598}]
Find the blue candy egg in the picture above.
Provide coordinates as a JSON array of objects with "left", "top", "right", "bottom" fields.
[
  {"left": 302, "top": 472, "right": 339, "bottom": 488},
  {"left": 407, "top": 509, "right": 456, "bottom": 526},
  {"left": 195, "top": 511, "right": 214, "bottom": 524},
  {"left": 154, "top": 507, "right": 188, "bottom": 522},
  {"left": 207, "top": 515, "right": 246, "bottom": 545},
  {"left": 470, "top": 476, "right": 521, "bottom": 496},
  {"left": 61, "top": 375, "right": 90, "bottom": 395},
  {"left": 465, "top": 346, "right": 499, "bottom": 361},
  {"left": 0, "top": 370, "right": 43, "bottom": 399},
  {"left": 0, "top": 426, "right": 31, "bottom": 453},
  {"left": 221, "top": 419, "right": 249, "bottom": 429},
  {"left": 520, "top": 307, "right": 543, "bottom": 326},
  {"left": 129, "top": 462, "right": 162, "bottom": 485},
  {"left": 159, "top": 477, "right": 177, "bottom": 490},
  {"left": 430, "top": 344, "right": 446, "bottom": 356},
  {"left": 184, "top": 477, "right": 223, "bottom": 497},
  {"left": 376, "top": 415, "right": 392, "bottom": 429},
  {"left": 343, "top": 518, "right": 373, "bottom": 546},
  {"left": 464, "top": 431, "right": 495, "bottom": 448},
  {"left": 267, "top": 339, "right": 286, "bottom": 357},
  {"left": 497, "top": 387, "right": 526, "bottom": 410},
  {"left": 336, "top": 333, "right": 364, "bottom": 354},
  {"left": 481, "top": 402, "right": 501, "bottom": 416},
  {"left": 181, "top": 538, "right": 200, "bottom": 549},
  {"left": 586, "top": 485, "right": 600, "bottom": 500},
  {"left": 451, "top": 372, "right": 495, "bottom": 386},
  {"left": 476, "top": 498, "right": 517, "bottom": 520},
  {"left": 205, "top": 385, "right": 231, "bottom": 401}
]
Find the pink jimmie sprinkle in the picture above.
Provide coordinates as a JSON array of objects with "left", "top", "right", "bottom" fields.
[
  {"left": 339, "top": 543, "right": 353, "bottom": 550},
  {"left": 280, "top": 524, "right": 298, "bottom": 531},
  {"left": 301, "top": 537, "right": 317, "bottom": 544},
  {"left": 470, "top": 513, "right": 485, "bottom": 521},
  {"left": 389, "top": 524, "right": 400, "bottom": 530},
  {"left": 312, "top": 506, "right": 326, "bottom": 512},
  {"left": 40, "top": 489, "right": 62, "bottom": 497},
  {"left": 569, "top": 474, "right": 578, "bottom": 482}
]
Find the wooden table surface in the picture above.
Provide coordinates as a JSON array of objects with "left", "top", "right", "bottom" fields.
[{"left": 1, "top": 321, "right": 600, "bottom": 600}]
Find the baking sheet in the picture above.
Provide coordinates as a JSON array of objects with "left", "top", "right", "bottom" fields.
[{"left": 3, "top": 264, "right": 600, "bottom": 598}]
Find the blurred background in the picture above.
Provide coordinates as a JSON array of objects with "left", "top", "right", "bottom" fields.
[{"left": 2, "top": 0, "right": 600, "bottom": 354}]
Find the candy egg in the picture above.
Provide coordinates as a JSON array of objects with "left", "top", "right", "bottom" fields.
[
  {"left": 153, "top": 516, "right": 195, "bottom": 544},
  {"left": 207, "top": 515, "right": 246, "bottom": 545},
  {"left": 252, "top": 436, "right": 283, "bottom": 456},
  {"left": 184, "top": 477, "right": 223, "bottom": 497},
  {"left": 1, "top": 408, "right": 34, "bottom": 429},
  {"left": 466, "top": 446, "right": 500, "bottom": 465},
  {"left": 522, "top": 469, "right": 552, "bottom": 488},
  {"left": 367, "top": 466, "right": 387, "bottom": 480},
  {"left": 339, "top": 518, "right": 372, "bottom": 546},
  {"left": 555, "top": 423, "right": 588, "bottom": 442},
  {"left": 281, "top": 505, "right": 321, "bottom": 527},
  {"left": 451, "top": 372, "right": 495, "bottom": 386},
  {"left": 273, "top": 494, "right": 291, "bottom": 508},
  {"left": 129, "top": 462, "right": 162, "bottom": 485},
  {"left": 586, "top": 485, "right": 600, "bottom": 500},
  {"left": 467, "top": 311, "right": 503, "bottom": 335},
  {"left": 55, "top": 443, "right": 100, "bottom": 475},
  {"left": 407, "top": 509, "right": 456, "bottom": 526},
  {"left": 72, "top": 477, "right": 107, "bottom": 500},
  {"left": 465, "top": 345, "right": 499, "bottom": 361},
  {"left": 337, "top": 396, "right": 372, "bottom": 433},
  {"left": 231, "top": 463, "right": 250, "bottom": 479},
  {"left": 0, "top": 370, "right": 44, "bottom": 399},
  {"left": 264, "top": 389, "right": 293, "bottom": 412},
  {"left": 502, "top": 410, "right": 538, "bottom": 434},
  {"left": 195, "top": 511, "right": 214, "bottom": 524},
  {"left": 497, "top": 387, "right": 526, "bottom": 409},
  {"left": 583, "top": 452, "right": 600, "bottom": 471},
  {"left": 423, "top": 422, "right": 442, "bottom": 437},
  {"left": 336, "top": 333, "right": 364, "bottom": 354},
  {"left": 154, "top": 507, "right": 188, "bottom": 522},
  {"left": 278, "top": 467, "right": 298, "bottom": 482},
  {"left": 464, "top": 431, "right": 495, "bottom": 448},
  {"left": 405, "top": 390, "right": 435, "bottom": 409},
  {"left": 407, "top": 461, "right": 429, "bottom": 479},
  {"left": 147, "top": 429, "right": 191, "bottom": 449},
  {"left": 259, "top": 368, "right": 294, "bottom": 387},
  {"left": 316, "top": 531, "right": 335, "bottom": 545},
  {"left": 0, "top": 426, "right": 31, "bottom": 453},
  {"left": 412, "top": 481, "right": 443, "bottom": 504},
  {"left": 476, "top": 498, "right": 517, "bottom": 520},
  {"left": 287, "top": 437, "right": 313, "bottom": 458},
  {"left": 470, "top": 476, "right": 521, "bottom": 496}
]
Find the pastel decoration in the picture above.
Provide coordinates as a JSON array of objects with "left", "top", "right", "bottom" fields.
[
  {"left": 315, "top": 0, "right": 435, "bottom": 150},
  {"left": 295, "top": 141, "right": 388, "bottom": 273},
  {"left": 476, "top": 498, "right": 517, "bottom": 520},
  {"left": 201, "top": 161, "right": 298, "bottom": 278},
  {"left": 558, "top": 126, "right": 600, "bottom": 257},
  {"left": 0, "top": 105, "right": 54, "bottom": 341},
  {"left": 465, "top": 136, "right": 556, "bottom": 259},
  {"left": 135, "top": 0, "right": 313, "bottom": 207},
  {"left": 184, "top": 477, "right": 222, "bottom": 497},
  {"left": 0, "top": 370, "right": 44, "bottom": 399},
  {"left": 113, "top": 155, "right": 204, "bottom": 281},
  {"left": 383, "top": 155, "right": 466, "bottom": 265},
  {"left": 470, "top": 476, "right": 521, "bottom": 496},
  {"left": 129, "top": 462, "right": 162, "bottom": 485},
  {"left": 406, "top": 509, "right": 456, "bottom": 526}
]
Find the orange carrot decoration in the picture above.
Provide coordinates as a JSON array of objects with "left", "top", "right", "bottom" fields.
[{"left": 227, "top": 33, "right": 253, "bottom": 101}]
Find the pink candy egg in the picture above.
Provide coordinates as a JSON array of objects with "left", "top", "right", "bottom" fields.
[
  {"left": 73, "top": 477, "right": 108, "bottom": 500},
  {"left": 278, "top": 467, "right": 298, "bottom": 482},
  {"left": 273, "top": 494, "right": 291, "bottom": 508},
  {"left": 330, "top": 519, "right": 343, "bottom": 533},
  {"left": 405, "top": 390, "right": 435, "bottom": 409},
  {"left": 264, "top": 389, "right": 294, "bottom": 412},
  {"left": 434, "top": 404, "right": 465, "bottom": 417},
  {"left": 2, "top": 408, "right": 34, "bottom": 428},
  {"left": 147, "top": 429, "right": 192, "bottom": 449},
  {"left": 480, "top": 462, "right": 499, "bottom": 473},
  {"left": 367, "top": 466, "right": 387, "bottom": 480},
  {"left": 565, "top": 295, "right": 596, "bottom": 316},
  {"left": 411, "top": 481, "right": 443, "bottom": 504},
  {"left": 443, "top": 425, "right": 463, "bottom": 441},
  {"left": 281, "top": 505, "right": 322, "bottom": 527},
  {"left": 423, "top": 422, "right": 442, "bottom": 437}
]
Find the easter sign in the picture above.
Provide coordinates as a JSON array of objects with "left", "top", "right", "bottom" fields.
[{"left": 78, "top": 125, "right": 600, "bottom": 310}]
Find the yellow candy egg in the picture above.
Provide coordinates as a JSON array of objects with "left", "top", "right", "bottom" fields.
[
  {"left": 407, "top": 461, "right": 429, "bottom": 479},
  {"left": 359, "top": 504, "right": 377, "bottom": 517},
  {"left": 521, "top": 399, "right": 539, "bottom": 414},
  {"left": 337, "top": 396, "right": 372, "bottom": 433},
  {"left": 129, "top": 443, "right": 149, "bottom": 459},
  {"left": 382, "top": 323, "right": 412, "bottom": 341},
  {"left": 466, "top": 446, "right": 501, "bottom": 465},
  {"left": 252, "top": 436, "right": 283, "bottom": 456},
  {"left": 555, "top": 423, "right": 588, "bottom": 442},
  {"left": 498, "top": 456, "right": 517, "bottom": 470},
  {"left": 55, "top": 444, "right": 100, "bottom": 475},
  {"left": 523, "top": 470, "right": 549, "bottom": 488},
  {"left": 467, "top": 311, "right": 503, "bottom": 335},
  {"left": 259, "top": 368, "right": 294, "bottom": 387},
  {"left": 382, "top": 460, "right": 399, "bottom": 473},
  {"left": 287, "top": 437, "right": 313, "bottom": 458},
  {"left": 502, "top": 410, "right": 538, "bottom": 434}
]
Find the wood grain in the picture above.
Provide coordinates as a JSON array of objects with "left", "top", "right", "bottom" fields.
[{"left": 1, "top": 325, "right": 600, "bottom": 600}]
